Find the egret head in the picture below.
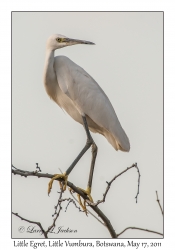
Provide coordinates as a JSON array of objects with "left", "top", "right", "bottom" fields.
[{"left": 47, "top": 34, "right": 95, "bottom": 51}]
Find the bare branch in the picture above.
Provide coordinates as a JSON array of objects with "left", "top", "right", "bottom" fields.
[
  {"left": 64, "top": 197, "right": 84, "bottom": 213},
  {"left": 12, "top": 212, "right": 48, "bottom": 238},
  {"left": 12, "top": 167, "right": 117, "bottom": 238},
  {"left": 116, "top": 226, "right": 163, "bottom": 238},
  {"left": 69, "top": 190, "right": 105, "bottom": 226},
  {"left": 94, "top": 163, "right": 140, "bottom": 206},
  {"left": 156, "top": 191, "right": 163, "bottom": 216},
  {"left": 12, "top": 165, "right": 162, "bottom": 239},
  {"left": 46, "top": 188, "right": 64, "bottom": 235},
  {"left": 52, "top": 189, "right": 64, "bottom": 217},
  {"left": 135, "top": 163, "right": 141, "bottom": 203}
]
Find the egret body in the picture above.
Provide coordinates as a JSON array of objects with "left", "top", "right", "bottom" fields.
[{"left": 44, "top": 34, "right": 130, "bottom": 210}]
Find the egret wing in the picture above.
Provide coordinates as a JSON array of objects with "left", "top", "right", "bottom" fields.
[{"left": 54, "top": 56, "right": 130, "bottom": 151}]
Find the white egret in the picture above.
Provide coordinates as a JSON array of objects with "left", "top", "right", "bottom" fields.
[{"left": 44, "top": 34, "right": 130, "bottom": 210}]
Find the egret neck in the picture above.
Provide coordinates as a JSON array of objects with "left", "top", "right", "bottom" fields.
[
  {"left": 44, "top": 48, "right": 56, "bottom": 85},
  {"left": 44, "top": 48, "right": 60, "bottom": 105}
]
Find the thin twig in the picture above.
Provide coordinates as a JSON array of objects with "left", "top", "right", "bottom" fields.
[
  {"left": 69, "top": 190, "right": 105, "bottom": 226},
  {"left": 52, "top": 188, "right": 64, "bottom": 217},
  {"left": 36, "top": 163, "right": 41, "bottom": 172},
  {"left": 156, "top": 191, "right": 163, "bottom": 216},
  {"left": 12, "top": 212, "right": 48, "bottom": 238},
  {"left": 46, "top": 188, "right": 64, "bottom": 234},
  {"left": 94, "top": 163, "right": 140, "bottom": 206},
  {"left": 135, "top": 163, "right": 141, "bottom": 203},
  {"left": 116, "top": 226, "right": 163, "bottom": 238},
  {"left": 64, "top": 198, "right": 84, "bottom": 213},
  {"left": 12, "top": 165, "right": 18, "bottom": 170}
]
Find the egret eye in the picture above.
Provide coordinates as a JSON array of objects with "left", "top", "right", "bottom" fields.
[{"left": 56, "top": 38, "right": 62, "bottom": 43}]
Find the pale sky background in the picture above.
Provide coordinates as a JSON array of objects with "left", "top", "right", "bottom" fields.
[{"left": 12, "top": 12, "right": 163, "bottom": 239}]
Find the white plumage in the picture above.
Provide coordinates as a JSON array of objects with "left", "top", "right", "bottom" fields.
[{"left": 44, "top": 34, "right": 130, "bottom": 152}]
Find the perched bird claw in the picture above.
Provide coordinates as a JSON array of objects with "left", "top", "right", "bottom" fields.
[
  {"left": 77, "top": 186, "right": 93, "bottom": 214},
  {"left": 48, "top": 173, "right": 68, "bottom": 195}
]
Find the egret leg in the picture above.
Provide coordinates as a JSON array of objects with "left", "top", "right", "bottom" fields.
[
  {"left": 48, "top": 115, "right": 94, "bottom": 195},
  {"left": 77, "top": 142, "right": 98, "bottom": 212},
  {"left": 76, "top": 116, "right": 98, "bottom": 212}
]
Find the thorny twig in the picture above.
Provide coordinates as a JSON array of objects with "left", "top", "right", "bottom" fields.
[
  {"left": 64, "top": 197, "right": 84, "bottom": 213},
  {"left": 156, "top": 191, "right": 163, "bottom": 216},
  {"left": 93, "top": 163, "right": 140, "bottom": 206},
  {"left": 52, "top": 189, "right": 64, "bottom": 217},
  {"left": 46, "top": 188, "right": 64, "bottom": 234},
  {"left": 135, "top": 163, "right": 141, "bottom": 203}
]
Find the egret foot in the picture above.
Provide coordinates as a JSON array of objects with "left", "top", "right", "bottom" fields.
[
  {"left": 77, "top": 186, "right": 93, "bottom": 213},
  {"left": 48, "top": 172, "right": 68, "bottom": 195}
]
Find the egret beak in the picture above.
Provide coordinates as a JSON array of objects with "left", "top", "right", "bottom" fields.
[{"left": 64, "top": 38, "right": 95, "bottom": 45}]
